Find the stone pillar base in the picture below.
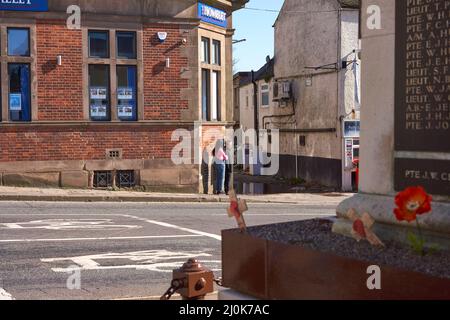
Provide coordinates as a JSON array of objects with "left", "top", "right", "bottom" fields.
[{"left": 334, "top": 193, "right": 450, "bottom": 250}]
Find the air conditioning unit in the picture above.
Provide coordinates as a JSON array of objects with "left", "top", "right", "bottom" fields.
[{"left": 273, "top": 81, "right": 291, "bottom": 101}]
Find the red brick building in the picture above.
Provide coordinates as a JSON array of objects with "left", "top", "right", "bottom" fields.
[{"left": 0, "top": 0, "right": 247, "bottom": 192}]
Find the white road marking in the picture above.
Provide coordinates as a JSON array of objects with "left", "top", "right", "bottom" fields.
[
  {"left": 0, "top": 219, "right": 140, "bottom": 231},
  {"left": 42, "top": 249, "right": 221, "bottom": 273},
  {"left": 0, "top": 234, "right": 202, "bottom": 243},
  {"left": 0, "top": 214, "right": 221, "bottom": 242},
  {"left": 124, "top": 215, "right": 222, "bottom": 241},
  {"left": 113, "top": 291, "right": 218, "bottom": 300},
  {"left": 244, "top": 213, "right": 333, "bottom": 216},
  {"left": 0, "top": 288, "right": 14, "bottom": 300}
]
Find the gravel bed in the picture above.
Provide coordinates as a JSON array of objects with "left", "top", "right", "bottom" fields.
[{"left": 243, "top": 219, "right": 450, "bottom": 280}]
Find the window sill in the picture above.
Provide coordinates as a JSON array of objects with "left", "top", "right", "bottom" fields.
[{"left": 0, "top": 120, "right": 197, "bottom": 127}]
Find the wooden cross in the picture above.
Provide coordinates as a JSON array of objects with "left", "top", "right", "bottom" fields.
[
  {"left": 347, "top": 209, "right": 385, "bottom": 247},
  {"left": 227, "top": 190, "right": 248, "bottom": 232}
]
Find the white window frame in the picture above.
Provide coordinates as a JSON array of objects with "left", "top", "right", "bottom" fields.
[{"left": 260, "top": 84, "right": 270, "bottom": 108}]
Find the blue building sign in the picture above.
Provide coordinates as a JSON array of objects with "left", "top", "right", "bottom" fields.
[
  {"left": 0, "top": 0, "right": 48, "bottom": 12},
  {"left": 198, "top": 2, "right": 227, "bottom": 28},
  {"left": 344, "top": 120, "right": 361, "bottom": 138}
]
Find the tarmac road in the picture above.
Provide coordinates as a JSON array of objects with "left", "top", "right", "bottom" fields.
[{"left": 0, "top": 200, "right": 338, "bottom": 300}]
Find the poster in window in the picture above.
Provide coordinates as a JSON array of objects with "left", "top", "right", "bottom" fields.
[
  {"left": 117, "top": 87, "right": 133, "bottom": 100},
  {"left": 90, "top": 87, "right": 107, "bottom": 100},
  {"left": 118, "top": 104, "right": 133, "bottom": 118},
  {"left": 90, "top": 104, "right": 107, "bottom": 117},
  {"left": 9, "top": 94, "right": 22, "bottom": 111}
]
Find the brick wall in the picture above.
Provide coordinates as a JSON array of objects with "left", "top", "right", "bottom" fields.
[
  {"left": 35, "top": 22, "right": 190, "bottom": 122},
  {"left": 0, "top": 21, "right": 194, "bottom": 164},
  {"left": 202, "top": 125, "right": 226, "bottom": 150},
  {"left": 0, "top": 126, "right": 180, "bottom": 162},
  {"left": 36, "top": 20, "right": 84, "bottom": 121},
  {"left": 143, "top": 24, "right": 189, "bottom": 120}
]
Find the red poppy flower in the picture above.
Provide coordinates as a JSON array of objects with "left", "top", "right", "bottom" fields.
[
  {"left": 394, "top": 186, "right": 432, "bottom": 223},
  {"left": 229, "top": 201, "right": 241, "bottom": 219}
]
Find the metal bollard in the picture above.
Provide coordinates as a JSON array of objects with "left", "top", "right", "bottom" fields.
[{"left": 161, "top": 258, "right": 215, "bottom": 300}]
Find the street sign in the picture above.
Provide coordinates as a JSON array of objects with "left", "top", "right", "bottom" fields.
[
  {"left": 0, "top": 0, "right": 48, "bottom": 12},
  {"left": 198, "top": 2, "right": 227, "bottom": 28}
]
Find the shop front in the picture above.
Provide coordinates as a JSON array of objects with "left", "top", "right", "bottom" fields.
[
  {"left": 0, "top": 0, "right": 247, "bottom": 192},
  {"left": 342, "top": 120, "right": 361, "bottom": 192}
]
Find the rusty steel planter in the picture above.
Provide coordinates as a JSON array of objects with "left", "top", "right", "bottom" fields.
[{"left": 222, "top": 227, "right": 450, "bottom": 300}]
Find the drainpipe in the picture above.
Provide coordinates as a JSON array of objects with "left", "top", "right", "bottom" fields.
[
  {"left": 295, "top": 123, "right": 299, "bottom": 179},
  {"left": 262, "top": 98, "right": 296, "bottom": 130},
  {"left": 251, "top": 70, "right": 259, "bottom": 146}
]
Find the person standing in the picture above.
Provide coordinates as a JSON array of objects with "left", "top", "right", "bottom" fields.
[{"left": 214, "top": 140, "right": 228, "bottom": 195}]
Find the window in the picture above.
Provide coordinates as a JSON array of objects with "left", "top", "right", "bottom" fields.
[
  {"left": 117, "top": 171, "right": 136, "bottom": 188},
  {"left": 93, "top": 171, "right": 113, "bottom": 188},
  {"left": 86, "top": 29, "right": 140, "bottom": 122},
  {"left": 117, "top": 65, "right": 137, "bottom": 121},
  {"left": 200, "top": 35, "right": 223, "bottom": 122},
  {"left": 261, "top": 84, "right": 270, "bottom": 107},
  {"left": 107, "top": 149, "right": 122, "bottom": 159},
  {"left": 8, "top": 63, "right": 31, "bottom": 122},
  {"left": 201, "top": 69, "right": 210, "bottom": 121},
  {"left": 211, "top": 71, "right": 220, "bottom": 120},
  {"left": 116, "top": 32, "right": 136, "bottom": 59},
  {"left": 89, "top": 31, "right": 109, "bottom": 58},
  {"left": 212, "top": 40, "right": 221, "bottom": 65},
  {"left": 201, "top": 70, "right": 221, "bottom": 121},
  {"left": 201, "top": 37, "right": 210, "bottom": 64},
  {"left": 300, "top": 136, "right": 306, "bottom": 147},
  {"left": 89, "top": 65, "right": 110, "bottom": 121},
  {"left": 7, "top": 28, "right": 30, "bottom": 57}
]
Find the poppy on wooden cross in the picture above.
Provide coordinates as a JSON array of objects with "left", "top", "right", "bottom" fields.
[
  {"left": 347, "top": 209, "right": 385, "bottom": 247},
  {"left": 227, "top": 190, "right": 248, "bottom": 232}
]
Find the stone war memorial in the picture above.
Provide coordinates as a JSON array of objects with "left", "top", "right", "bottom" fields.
[{"left": 220, "top": 0, "right": 450, "bottom": 300}]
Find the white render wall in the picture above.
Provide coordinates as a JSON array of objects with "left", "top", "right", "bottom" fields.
[
  {"left": 341, "top": 9, "right": 361, "bottom": 118},
  {"left": 273, "top": 0, "right": 360, "bottom": 160},
  {"left": 238, "top": 83, "right": 254, "bottom": 131}
]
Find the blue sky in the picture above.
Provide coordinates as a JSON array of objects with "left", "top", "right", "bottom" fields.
[{"left": 233, "top": 0, "right": 285, "bottom": 73}]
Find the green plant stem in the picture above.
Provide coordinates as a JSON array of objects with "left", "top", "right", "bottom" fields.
[{"left": 415, "top": 218, "right": 425, "bottom": 256}]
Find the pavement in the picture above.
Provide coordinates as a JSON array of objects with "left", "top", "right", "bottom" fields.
[
  {"left": 0, "top": 199, "right": 343, "bottom": 300},
  {"left": 0, "top": 186, "right": 353, "bottom": 204}
]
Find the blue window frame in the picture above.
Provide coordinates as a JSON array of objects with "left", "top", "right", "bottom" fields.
[
  {"left": 89, "top": 65, "right": 111, "bottom": 121},
  {"left": 116, "top": 32, "right": 136, "bottom": 59},
  {"left": 89, "top": 31, "right": 109, "bottom": 58},
  {"left": 8, "top": 63, "right": 31, "bottom": 122},
  {"left": 8, "top": 28, "right": 30, "bottom": 57},
  {"left": 117, "top": 65, "right": 137, "bottom": 121}
]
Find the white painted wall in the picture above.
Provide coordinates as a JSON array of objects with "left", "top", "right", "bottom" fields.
[{"left": 238, "top": 83, "right": 254, "bottom": 131}]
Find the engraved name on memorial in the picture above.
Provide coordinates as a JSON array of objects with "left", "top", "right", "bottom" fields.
[{"left": 395, "top": 0, "right": 449, "bottom": 195}]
